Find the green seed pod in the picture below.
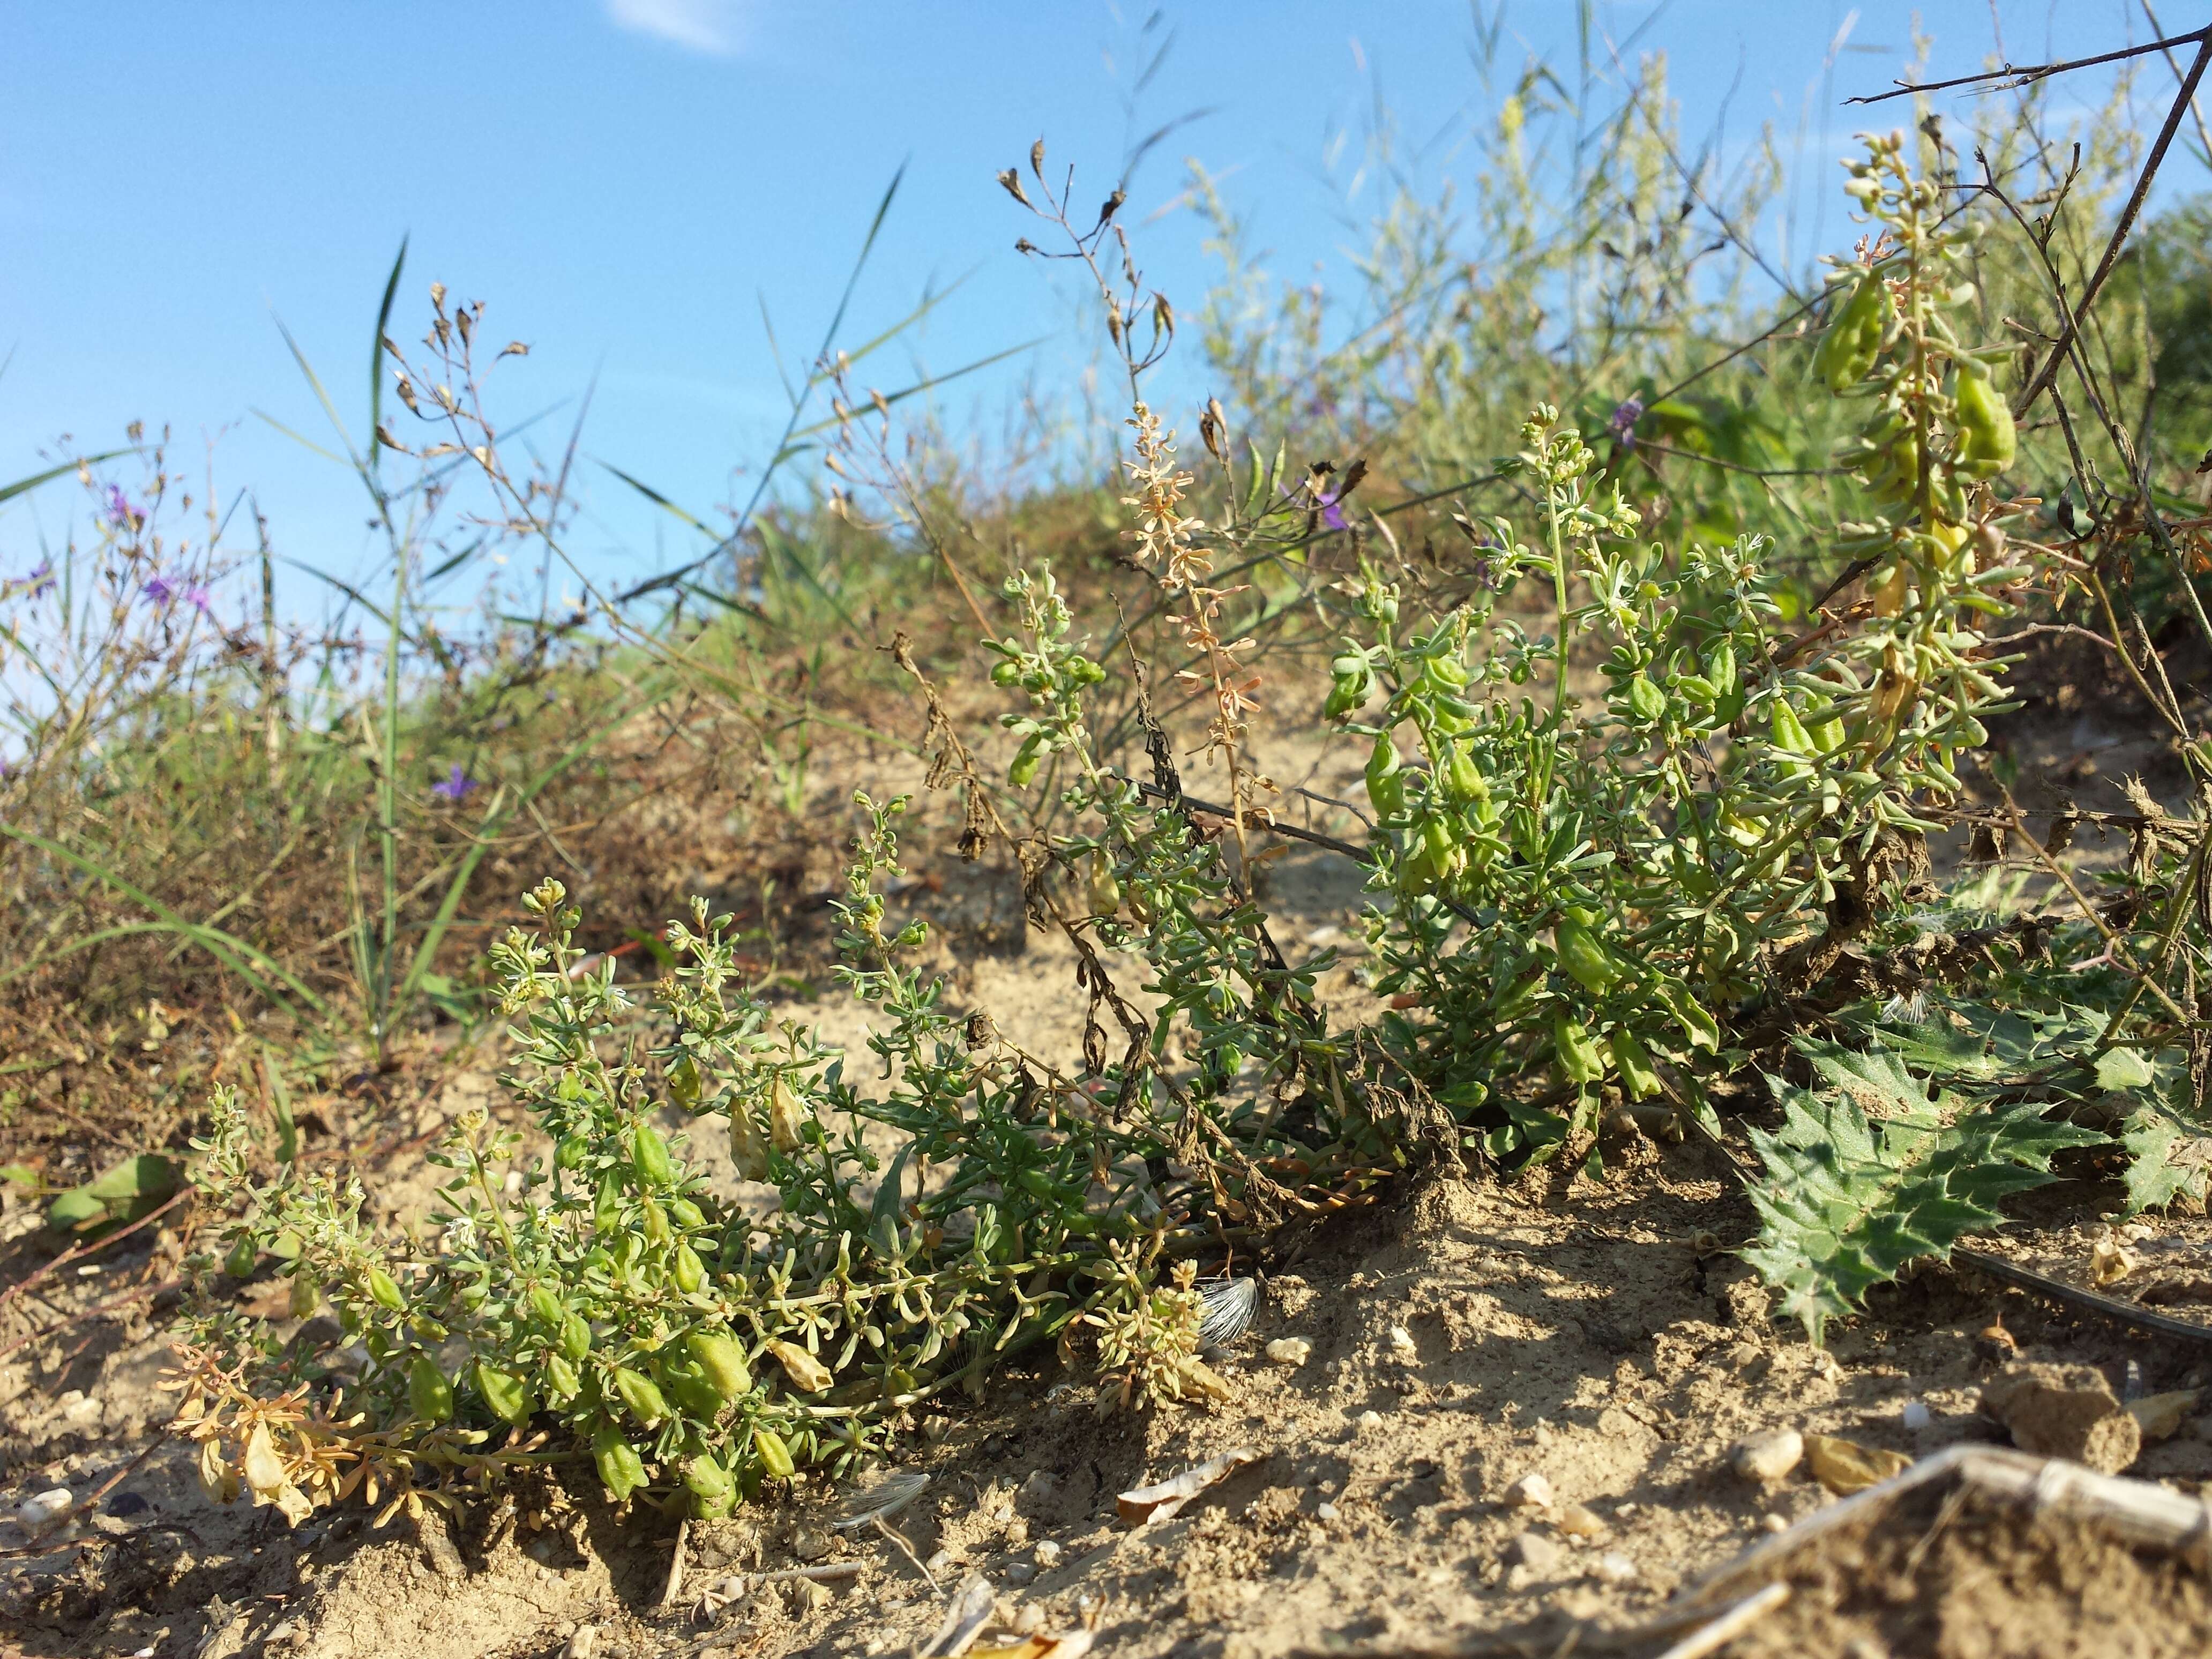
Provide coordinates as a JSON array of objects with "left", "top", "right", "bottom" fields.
[
  {"left": 367, "top": 1266, "right": 406, "bottom": 1311},
  {"left": 1954, "top": 362, "right": 2015, "bottom": 476},
  {"left": 1438, "top": 742, "right": 1485, "bottom": 804},
  {"left": 554, "top": 1133, "right": 588, "bottom": 1171},
  {"left": 672, "top": 1243, "right": 707, "bottom": 1295},
  {"left": 544, "top": 1353, "right": 581, "bottom": 1404},
  {"left": 1422, "top": 651, "right": 1471, "bottom": 693},
  {"left": 666, "top": 1362, "right": 725, "bottom": 1421},
  {"left": 1554, "top": 916, "right": 1620, "bottom": 995},
  {"left": 1706, "top": 640, "right": 1737, "bottom": 699},
  {"left": 593, "top": 1423, "right": 647, "bottom": 1503},
  {"left": 1658, "top": 981, "right": 1722, "bottom": 1054},
  {"left": 559, "top": 1313, "right": 593, "bottom": 1361},
  {"left": 1770, "top": 699, "right": 1815, "bottom": 757},
  {"left": 668, "top": 1195, "right": 707, "bottom": 1230},
  {"left": 1364, "top": 731, "right": 1406, "bottom": 818},
  {"left": 288, "top": 1272, "right": 319, "bottom": 1319},
  {"left": 683, "top": 1454, "right": 737, "bottom": 1517},
  {"left": 407, "top": 1354, "right": 454, "bottom": 1423},
  {"left": 631, "top": 1120, "right": 675, "bottom": 1189},
  {"left": 667, "top": 1053, "right": 701, "bottom": 1109},
  {"left": 475, "top": 1360, "right": 536, "bottom": 1426},
  {"left": 642, "top": 1195, "right": 670, "bottom": 1245},
  {"left": 593, "top": 1169, "right": 624, "bottom": 1235},
  {"left": 614, "top": 1365, "right": 669, "bottom": 1426},
  {"left": 1626, "top": 672, "right": 1666, "bottom": 724},
  {"left": 1812, "top": 273, "right": 1888, "bottom": 391},
  {"left": 1608, "top": 1028, "right": 1663, "bottom": 1100},
  {"left": 686, "top": 1328, "right": 753, "bottom": 1401},
  {"left": 752, "top": 1425, "right": 796, "bottom": 1480},
  {"left": 528, "top": 1284, "right": 565, "bottom": 1328},
  {"left": 988, "top": 657, "right": 1021, "bottom": 687},
  {"left": 1554, "top": 1014, "right": 1605, "bottom": 1085},
  {"left": 223, "top": 1236, "right": 258, "bottom": 1279},
  {"left": 1007, "top": 734, "right": 1044, "bottom": 789}
]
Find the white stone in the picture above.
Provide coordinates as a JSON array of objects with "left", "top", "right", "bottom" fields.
[
  {"left": 1506, "top": 1530, "right": 1562, "bottom": 1574},
  {"left": 1033, "top": 1540, "right": 1062, "bottom": 1568},
  {"left": 1503, "top": 1473, "right": 1555, "bottom": 1510},
  {"left": 1386, "top": 1325, "right": 1417, "bottom": 1360},
  {"left": 1314, "top": 1501, "right": 1341, "bottom": 1523},
  {"left": 17, "top": 1488, "right": 73, "bottom": 1528},
  {"left": 1593, "top": 1551, "right": 1639, "bottom": 1585},
  {"left": 1902, "top": 1399, "right": 1932, "bottom": 1430},
  {"left": 1354, "top": 1410, "right": 1385, "bottom": 1434},
  {"left": 1729, "top": 1428, "right": 1804, "bottom": 1484},
  {"left": 1265, "top": 1337, "right": 1312, "bottom": 1367}
]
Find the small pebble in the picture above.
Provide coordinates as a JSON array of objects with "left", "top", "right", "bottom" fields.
[
  {"left": 1386, "top": 1325, "right": 1417, "bottom": 1360},
  {"left": 1003, "top": 1518, "right": 1029, "bottom": 1548},
  {"left": 924, "top": 1549, "right": 955, "bottom": 1575},
  {"left": 1555, "top": 1503, "right": 1606, "bottom": 1540},
  {"left": 1592, "top": 1551, "right": 1639, "bottom": 1585},
  {"left": 1902, "top": 1399, "right": 1932, "bottom": 1430},
  {"left": 1729, "top": 1429, "right": 1804, "bottom": 1485},
  {"left": 1354, "top": 1410, "right": 1385, "bottom": 1434},
  {"left": 563, "top": 1628, "right": 599, "bottom": 1659},
  {"left": 1033, "top": 1540, "right": 1062, "bottom": 1568},
  {"left": 1012, "top": 1605, "right": 1047, "bottom": 1636},
  {"left": 1003, "top": 1561, "right": 1036, "bottom": 1586},
  {"left": 1503, "top": 1473, "right": 1555, "bottom": 1510},
  {"left": 1314, "top": 1501, "right": 1341, "bottom": 1523},
  {"left": 1265, "top": 1337, "right": 1313, "bottom": 1367},
  {"left": 1506, "top": 1530, "right": 1562, "bottom": 1574},
  {"left": 17, "top": 1488, "right": 73, "bottom": 1529},
  {"left": 1761, "top": 1512, "right": 1790, "bottom": 1534}
]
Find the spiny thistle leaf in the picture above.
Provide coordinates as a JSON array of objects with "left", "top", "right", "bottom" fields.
[{"left": 1743, "top": 1042, "right": 2107, "bottom": 1343}]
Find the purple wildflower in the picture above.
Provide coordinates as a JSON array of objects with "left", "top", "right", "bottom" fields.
[
  {"left": 1319, "top": 489, "right": 1349, "bottom": 532},
  {"left": 183, "top": 585, "right": 212, "bottom": 616},
  {"left": 141, "top": 574, "right": 176, "bottom": 607},
  {"left": 105, "top": 485, "right": 143, "bottom": 530},
  {"left": 23, "top": 558, "right": 54, "bottom": 599},
  {"left": 1608, "top": 396, "right": 1646, "bottom": 447},
  {"left": 430, "top": 763, "right": 477, "bottom": 802}
]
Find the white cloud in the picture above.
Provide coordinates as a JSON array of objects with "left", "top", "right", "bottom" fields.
[{"left": 604, "top": 0, "right": 750, "bottom": 56}]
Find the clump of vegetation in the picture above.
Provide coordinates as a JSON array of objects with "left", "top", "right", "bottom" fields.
[{"left": 8, "top": 17, "right": 2212, "bottom": 1530}]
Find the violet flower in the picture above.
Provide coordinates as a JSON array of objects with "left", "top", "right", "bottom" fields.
[
  {"left": 1608, "top": 396, "right": 1646, "bottom": 448},
  {"left": 183, "top": 585, "right": 212, "bottom": 616},
  {"left": 22, "top": 559, "right": 54, "bottom": 599},
  {"left": 141, "top": 574, "right": 176, "bottom": 607},
  {"left": 106, "top": 485, "right": 143, "bottom": 529},
  {"left": 430, "top": 763, "right": 477, "bottom": 802},
  {"left": 1320, "top": 489, "right": 1349, "bottom": 532}
]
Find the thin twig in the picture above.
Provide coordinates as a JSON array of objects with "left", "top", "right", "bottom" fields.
[
  {"left": 1954, "top": 1245, "right": 2212, "bottom": 1347},
  {"left": 1651, "top": 1581, "right": 1792, "bottom": 1659},
  {"left": 0, "top": 1188, "right": 189, "bottom": 1316},
  {"left": 1849, "top": 27, "right": 2210, "bottom": 105},
  {"left": 2014, "top": 31, "right": 2212, "bottom": 414}
]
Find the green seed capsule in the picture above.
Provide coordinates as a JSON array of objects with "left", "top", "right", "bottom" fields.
[
  {"left": 672, "top": 1243, "right": 707, "bottom": 1295},
  {"left": 631, "top": 1120, "right": 675, "bottom": 1188},
  {"left": 593, "top": 1169, "right": 624, "bottom": 1234},
  {"left": 1554, "top": 1014, "right": 1605, "bottom": 1085},
  {"left": 687, "top": 1329, "right": 752, "bottom": 1401},
  {"left": 1008, "top": 734, "right": 1044, "bottom": 788},
  {"left": 593, "top": 1423, "right": 646, "bottom": 1502},
  {"left": 408, "top": 1354, "right": 454, "bottom": 1423},
  {"left": 289, "top": 1272, "right": 319, "bottom": 1319},
  {"left": 668, "top": 1196, "right": 707, "bottom": 1230},
  {"left": 752, "top": 1425, "right": 796, "bottom": 1479},
  {"left": 1365, "top": 732, "right": 1406, "bottom": 818},
  {"left": 684, "top": 1454, "right": 737, "bottom": 1517},
  {"left": 1626, "top": 673, "right": 1666, "bottom": 723},
  {"left": 223, "top": 1236, "right": 258, "bottom": 1279},
  {"left": 1954, "top": 362, "right": 2015, "bottom": 476},
  {"left": 1813, "top": 272, "right": 1888, "bottom": 391},
  {"left": 528, "top": 1285, "right": 565, "bottom": 1328},
  {"left": 614, "top": 1365, "right": 669, "bottom": 1426},
  {"left": 667, "top": 1053, "right": 701, "bottom": 1108},
  {"left": 667, "top": 1362, "right": 726, "bottom": 1420},
  {"left": 544, "top": 1354, "right": 581, "bottom": 1403},
  {"left": 367, "top": 1266, "right": 406, "bottom": 1311},
  {"left": 1555, "top": 917, "right": 1620, "bottom": 995},
  {"left": 560, "top": 1313, "right": 593, "bottom": 1361},
  {"left": 1608, "top": 1028, "right": 1663, "bottom": 1100},
  {"left": 554, "top": 1134, "right": 588, "bottom": 1171},
  {"left": 475, "top": 1360, "right": 536, "bottom": 1426}
]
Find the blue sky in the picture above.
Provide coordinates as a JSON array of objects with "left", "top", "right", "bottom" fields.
[{"left": 0, "top": 2, "right": 2180, "bottom": 619}]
